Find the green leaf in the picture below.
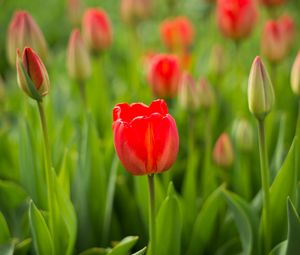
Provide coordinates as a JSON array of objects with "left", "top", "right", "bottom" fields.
[
  {"left": 268, "top": 241, "right": 287, "bottom": 255},
  {"left": 0, "top": 242, "right": 14, "bottom": 255},
  {"left": 14, "top": 238, "right": 32, "bottom": 255},
  {"left": 0, "top": 212, "right": 10, "bottom": 244},
  {"left": 0, "top": 180, "right": 27, "bottom": 210},
  {"left": 186, "top": 185, "right": 224, "bottom": 255},
  {"left": 286, "top": 198, "right": 300, "bottom": 255},
  {"left": 222, "top": 190, "right": 259, "bottom": 255},
  {"left": 265, "top": 139, "right": 298, "bottom": 246},
  {"left": 28, "top": 200, "right": 54, "bottom": 255},
  {"left": 156, "top": 182, "right": 182, "bottom": 255},
  {"left": 108, "top": 236, "right": 139, "bottom": 255},
  {"left": 132, "top": 247, "right": 147, "bottom": 255}
]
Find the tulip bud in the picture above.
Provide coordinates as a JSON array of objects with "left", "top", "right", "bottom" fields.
[
  {"left": 232, "top": 118, "right": 254, "bottom": 151},
  {"left": 120, "top": 0, "right": 152, "bottom": 25},
  {"left": 248, "top": 56, "right": 274, "bottom": 120},
  {"left": 82, "top": 8, "right": 112, "bottom": 52},
  {"left": 178, "top": 72, "right": 199, "bottom": 110},
  {"left": 7, "top": 11, "right": 48, "bottom": 67},
  {"left": 279, "top": 15, "right": 295, "bottom": 49},
  {"left": 67, "top": 0, "right": 84, "bottom": 26},
  {"left": 160, "top": 16, "right": 195, "bottom": 52},
  {"left": 261, "top": 20, "right": 287, "bottom": 63},
  {"left": 216, "top": 0, "right": 257, "bottom": 40},
  {"left": 0, "top": 76, "right": 5, "bottom": 103},
  {"left": 16, "top": 47, "right": 49, "bottom": 101},
  {"left": 260, "top": 0, "right": 286, "bottom": 7},
  {"left": 148, "top": 54, "right": 181, "bottom": 98},
  {"left": 213, "top": 133, "right": 234, "bottom": 168},
  {"left": 209, "top": 45, "right": 226, "bottom": 77},
  {"left": 67, "top": 29, "right": 91, "bottom": 81},
  {"left": 113, "top": 99, "right": 179, "bottom": 175},
  {"left": 291, "top": 52, "right": 300, "bottom": 97},
  {"left": 199, "top": 78, "right": 215, "bottom": 109}
]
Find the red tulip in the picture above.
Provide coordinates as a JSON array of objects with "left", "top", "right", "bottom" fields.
[
  {"left": 148, "top": 54, "right": 181, "bottom": 98},
  {"left": 16, "top": 47, "right": 49, "bottom": 101},
  {"left": 6, "top": 11, "right": 48, "bottom": 67},
  {"left": 82, "top": 8, "right": 112, "bottom": 52},
  {"left": 213, "top": 133, "right": 234, "bottom": 168},
  {"left": 279, "top": 15, "right": 295, "bottom": 49},
  {"left": 160, "top": 16, "right": 194, "bottom": 52},
  {"left": 120, "top": 0, "right": 152, "bottom": 25},
  {"left": 216, "top": 0, "right": 257, "bottom": 40},
  {"left": 67, "top": 29, "right": 91, "bottom": 81},
  {"left": 260, "top": 0, "right": 286, "bottom": 7},
  {"left": 113, "top": 99, "right": 179, "bottom": 175}
]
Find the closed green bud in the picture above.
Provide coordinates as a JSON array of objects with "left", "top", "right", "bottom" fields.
[
  {"left": 232, "top": 118, "right": 253, "bottom": 152},
  {"left": 291, "top": 51, "right": 300, "bottom": 97},
  {"left": 248, "top": 56, "right": 274, "bottom": 120}
]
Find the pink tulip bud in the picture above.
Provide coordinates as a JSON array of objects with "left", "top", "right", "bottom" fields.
[
  {"left": 199, "top": 78, "right": 215, "bottom": 109},
  {"left": 6, "top": 11, "right": 48, "bottom": 67},
  {"left": 213, "top": 133, "right": 234, "bottom": 168},
  {"left": 178, "top": 72, "right": 199, "bottom": 110},
  {"left": 16, "top": 47, "right": 49, "bottom": 101},
  {"left": 67, "top": 0, "right": 84, "bottom": 26},
  {"left": 261, "top": 16, "right": 294, "bottom": 63},
  {"left": 120, "top": 0, "right": 152, "bottom": 25},
  {"left": 160, "top": 16, "right": 195, "bottom": 52},
  {"left": 148, "top": 54, "right": 181, "bottom": 98},
  {"left": 67, "top": 29, "right": 91, "bottom": 81},
  {"left": 216, "top": 0, "right": 257, "bottom": 40},
  {"left": 82, "top": 8, "right": 112, "bottom": 52},
  {"left": 209, "top": 45, "right": 226, "bottom": 77}
]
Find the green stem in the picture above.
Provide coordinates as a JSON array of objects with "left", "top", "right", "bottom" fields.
[
  {"left": 257, "top": 119, "right": 271, "bottom": 253},
  {"left": 78, "top": 80, "right": 87, "bottom": 110},
  {"left": 37, "top": 101, "right": 54, "bottom": 236},
  {"left": 147, "top": 174, "right": 156, "bottom": 255},
  {"left": 296, "top": 100, "right": 300, "bottom": 136}
]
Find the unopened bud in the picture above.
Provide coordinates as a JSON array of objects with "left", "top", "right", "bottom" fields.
[
  {"left": 120, "top": 0, "right": 152, "bottom": 25},
  {"left": 248, "top": 56, "right": 274, "bottom": 120},
  {"left": 213, "top": 133, "right": 234, "bottom": 168},
  {"left": 232, "top": 118, "right": 253, "bottom": 152},
  {"left": 291, "top": 52, "right": 300, "bottom": 97},
  {"left": 209, "top": 45, "right": 226, "bottom": 77},
  {"left": 178, "top": 72, "right": 199, "bottom": 110},
  {"left": 67, "top": 0, "right": 84, "bottom": 26},
  {"left": 67, "top": 29, "right": 91, "bottom": 81},
  {"left": 199, "top": 78, "right": 215, "bottom": 109},
  {"left": 16, "top": 47, "right": 49, "bottom": 101}
]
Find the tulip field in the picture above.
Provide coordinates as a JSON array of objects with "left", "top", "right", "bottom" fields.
[{"left": 1, "top": 0, "right": 300, "bottom": 254}]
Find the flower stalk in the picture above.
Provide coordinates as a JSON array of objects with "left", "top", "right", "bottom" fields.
[{"left": 147, "top": 174, "right": 156, "bottom": 255}]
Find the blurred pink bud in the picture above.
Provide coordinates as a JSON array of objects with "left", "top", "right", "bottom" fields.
[
  {"left": 261, "top": 16, "right": 294, "bottom": 63},
  {"left": 82, "top": 8, "right": 112, "bottom": 52},
  {"left": 6, "top": 11, "right": 48, "bottom": 67},
  {"left": 160, "top": 16, "right": 195, "bottom": 52},
  {"left": 199, "top": 78, "right": 215, "bottom": 109},
  {"left": 209, "top": 45, "right": 226, "bottom": 76},
  {"left": 148, "top": 54, "right": 181, "bottom": 98},
  {"left": 216, "top": 0, "right": 257, "bottom": 40},
  {"left": 120, "top": 0, "right": 152, "bottom": 25},
  {"left": 67, "top": 29, "right": 91, "bottom": 81},
  {"left": 213, "top": 133, "right": 234, "bottom": 168},
  {"left": 67, "top": 0, "right": 84, "bottom": 26},
  {"left": 178, "top": 72, "right": 199, "bottom": 110},
  {"left": 16, "top": 47, "right": 49, "bottom": 101},
  {"left": 260, "top": 0, "right": 286, "bottom": 7}
]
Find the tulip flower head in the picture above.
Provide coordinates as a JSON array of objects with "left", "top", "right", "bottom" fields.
[
  {"left": 16, "top": 47, "right": 49, "bottom": 101},
  {"left": 216, "top": 0, "right": 257, "bottom": 40},
  {"left": 160, "top": 16, "right": 195, "bottom": 52},
  {"left": 67, "top": 0, "right": 84, "bottom": 26},
  {"left": 82, "top": 8, "right": 112, "bottom": 52},
  {"left": 213, "top": 133, "right": 234, "bottom": 168},
  {"left": 113, "top": 99, "right": 179, "bottom": 175},
  {"left": 120, "top": 0, "right": 152, "bottom": 25},
  {"left": 199, "top": 78, "right": 215, "bottom": 110},
  {"left": 67, "top": 29, "right": 91, "bottom": 81},
  {"left": 148, "top": 54, "right": 181, "bottom": 98},
  {"left": 291, "top": 52, "right": 300, "bottom": 97},
  {"left": 248, "top": 56, "right": 274, "bottom": 120},
  {"left": 7, "top": 10, "right": 48, "bottom": 67},
  {"left": 232, "top": 118, "right": 253, "bottom": 151},
  {"left": 178, "top": 72, "right": 199, "bottom": 110}
]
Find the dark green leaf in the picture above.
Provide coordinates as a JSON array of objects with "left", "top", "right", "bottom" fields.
[
  {"left": 0, "top": 212, "right": 10, "bottom": 244},
  {"left": 286, "top": 198, "right": 300, "bottom": 255},
  {"left": 108, "top": 236, "right": 139, "bottom": 255}
]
